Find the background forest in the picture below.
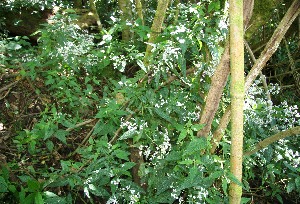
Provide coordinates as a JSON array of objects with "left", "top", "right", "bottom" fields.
[{"left": 0, "top": 0, "right": 300, "bottom": 203}]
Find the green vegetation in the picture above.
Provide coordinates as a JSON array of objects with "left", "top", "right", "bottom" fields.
[{"left": 0, "top": 0, "right": 299, "bottom": 203}]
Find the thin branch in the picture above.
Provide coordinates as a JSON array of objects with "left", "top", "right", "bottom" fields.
[
  {"left": 0, "top": 80, "right": 20, "bottom": 93},
  {"left": 244, "top": 40, "right": 272, "bottom": 103},
  {"left": 156, "top": 68, "right": 195, "bottom": 90},
  {"left": 244, "top": 126, "right": 300, "bottom": 156},
  {"left": 66, "top": 119, "right": 96, "bottom": 132},
  {"left": 267, "top": 68, "right": 300, "bottom": 79}
]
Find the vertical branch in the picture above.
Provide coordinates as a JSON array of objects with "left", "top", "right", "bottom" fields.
[
  {"left": 173, "top": 0, "right": 180, "bottom": 25},
  {"left": 135, "top": 0, "right": 144, "bottom": 25},
  {"left": 89, "top": 0, "right": 102, "bottom": 30},
  {"left": 284, "top": 38, "right": 300, "bottom": 93},
  {"left": 143, "top": 0, "right": 170, "bottom": 68},
  {"left": 74, "top": 0, "right": 83, "bottom": 8},
  {"left": 118, "top": 0, "right": 133, "bottom": 41},
  {"left": 229, "top": 0, "right": 244, "bottom": 203}
]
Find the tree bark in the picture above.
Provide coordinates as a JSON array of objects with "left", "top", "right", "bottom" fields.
[
  {"left": 135, "top": 0, "right": 144, "bottom": 25},
  {"left": 211, "top": 0, "right": 300, "bottom": 154},
  {"left": 244, "top": 126, "right": 300, "bottom": 156},
  {"left": 143, "top": 0, "right": 170, "bottom": 68},
  {"left": 228, "top": 0, "right": 244, "bottom": 203},
  {"left": 197, "top": 0, "right": 253, "bottom": 138},
  {"left": 89, "top": 0, "right": 102, "bottom": 31},
  {"left": 118, "top": 0, "right": 133, "bottom": 41}
]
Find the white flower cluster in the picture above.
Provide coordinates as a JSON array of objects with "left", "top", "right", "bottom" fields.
[
  {"left": 106, "top": 195, "right": 118, "bottom": 204},
  {"left": 139, "top": 130, "right": 172, "bottom": 161},
  {"left": 111, "top": 55, "right": 127, "bottom": 72},
  {"left": 106, "top": 185, "right": 140, "bottom": 204},
  {"left": 154, "top": 95, "right": 169, "bottom": 108},
  {"left": 187, "top": 187, "right": 208, "bottom": 203},
  {"left": 128, "top": 189, "right": 140, "bottom": 204}
]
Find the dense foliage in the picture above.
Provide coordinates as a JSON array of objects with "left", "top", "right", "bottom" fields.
[{"left": 0, "top": 0, "right": 299, "bottom": 203}]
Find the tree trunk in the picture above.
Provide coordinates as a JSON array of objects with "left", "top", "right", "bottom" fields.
[
  {"left": 135, "top": 0, "right": 144, "bottom": 25},
  {"left": 228, "top": 0, "right": 244, "bottom": 203},
  {"left": 211, "top": 0, "right": 300, "bottom": 154},
  {"left": 74, "top": 0, "right": 83, "bottom": 8},
  {"left": 143, "top": 0, "right": 170, "bottom": 68},
  {"left": 197, "top": 0, "right": 253, "bottom": 138},
  {"left": 89, "top": 0, "right": 102, "bottom": 30},
  {"left": 118, "top": 0, "right": 133, "bottom": 41}
]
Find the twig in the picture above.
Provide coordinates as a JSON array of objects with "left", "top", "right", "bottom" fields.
[
  {"left": 242, "top": 192, "right": 265, "bottom": 198},
  {"left": 0, "top": 87, "right": 12, "bottom": 100},
  {"left": 156, "top": 68, "right": 195, "bottom": 91},
  {"left": 67, "top": 120, "right": 98, "bottom": 158},
  {"left": 66, "top": 118, "right": 96, "bottom": 132},
  {"left": 80, "top": 122, "right": 97, "bottom": 146},
  {"left": 244, "top": 126, "right": 300, "bottom": 156},
  {"left": 109, "top": 112, "right": 135, "bottom": 144},
  {"left": 0, "top": 80, "right": 20, "bottom": 93},
  {"left": 0, "top": 73, "right": 19, "bottom": 80}
]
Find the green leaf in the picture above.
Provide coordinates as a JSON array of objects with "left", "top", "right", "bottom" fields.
[
  {"left": 8, "top": 184, "right": 17, "bottom": 193},
  {"left": 276, "top": 194, "right": 283, "bottom": 204},
  {"left": 191, "top": 124, "right": 205, "bottom": 131},
  {"left": 23, "top": 193, "right": 35, "bottom": 204},
  {"left": 210, "top": 171, "right": 223, "bottom": 179},
  {"left": 295, "top": 177, "right": 300, "bottom": 188},
  {"left": 87, "top": 184, "right": 110, "bottom": 197},
  {"left": 64, "top": 9, "right": 76, "bottom": 13},
  {"left": 283, "top": 161, "right": 298, "bottom": 173},
  {"left": 114, "top": 149, "right": 130, "bottom": 161},
  {"left": 137, "top": 60, "right": 147, "bottom": 72},
  {"left": 7, "top": 42, "right": 22, "bottom": 50},
  {"left": 179, "top": 159, "right": 194, "bottom": 165},
  {"left": 0, "top": 176, "right": 8, "bottom": 192},
  {"left": 34, "top": 192, "right": 44, "bottom": 204},
  {"left": 286, "top": 182, "right": 295, "bottom": 193},
  {"left": 44, "top": 191, "right": 67, "bottom": 204},
  {"left": 241, "top": 197, "right": 251, "bottom": 204},
  {"left": 46, "top": 140, "right": 54, "bottom": 152},
  {"left": 54, "top": 130, "right": 68, "bottom": 144},
  {"left": 226, "top": 172, "right": 243, "bottom": 187},
  {"left": 184, "top": 137, "right": 207, "bottom": 155},
  {"left": 119, "top": 129, "right": 137, "bottom": 140},
  {"left": 61, "top": 160, "right": 71, "bottom": 172},
  {"left": 44, "top": 125, "right": 55, "bottom": 140},
  {"left": 18, "top": 175, "right": 32, "bottom": 183},
  {"left": 154, "top": 108, "right": 172, "bottom": 123},
  {"left": 1, "top": 165, "right": 10, "bottom": 181},
  {"left": 177, "top": 129, "right": 187, "bottom": 143},
  {"left": 179, "top": 166, "right": 201, "bottom": 190},
  {"left": 222, "top": 178, "right": 228, "bottom": 196},
  {"left": 92, "top": 122, "right": 104, "bottom": 135},
  {"left": 27, "top": 179, "right": 40, "bottom": 192}
]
